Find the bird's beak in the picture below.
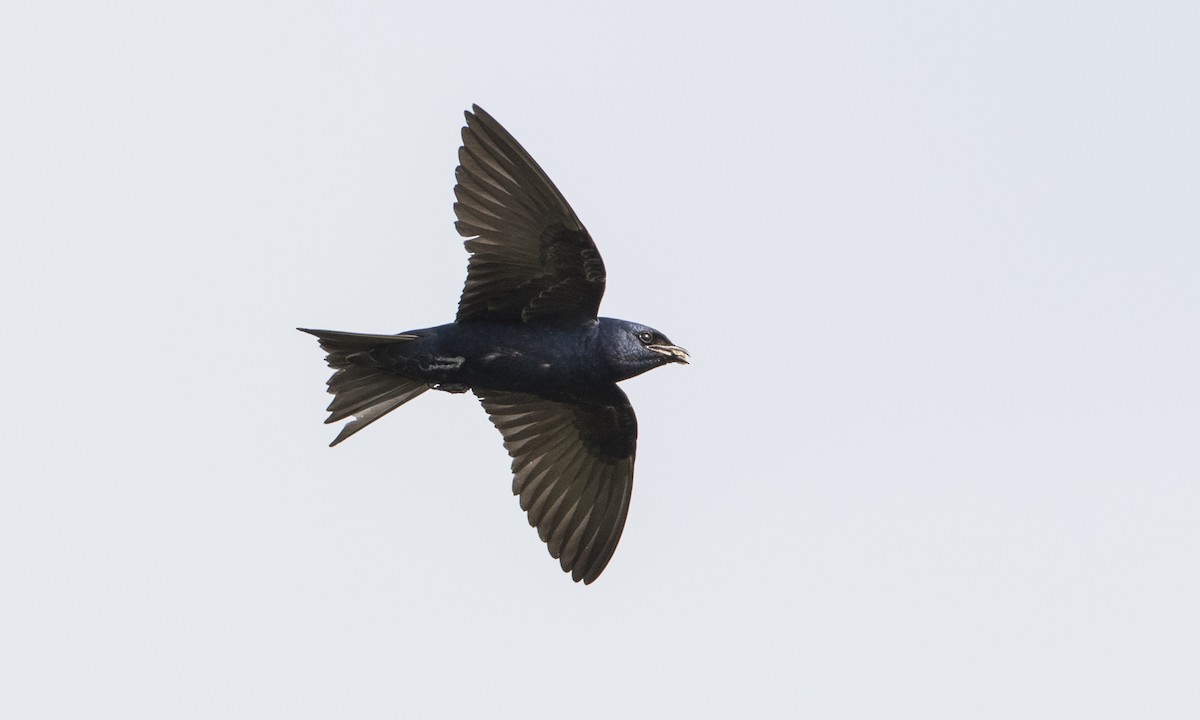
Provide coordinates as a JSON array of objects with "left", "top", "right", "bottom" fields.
[{"left": 649, "top": 344, "right": 690, "bottom": 364}]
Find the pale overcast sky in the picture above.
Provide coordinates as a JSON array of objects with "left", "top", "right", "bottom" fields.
[{"left": 2, "top": 2, "right": 1198, "bottom": 718}]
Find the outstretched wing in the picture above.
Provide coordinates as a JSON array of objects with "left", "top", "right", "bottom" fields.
[
  {"left": 474, "top": 385, "right": 637, "bottom": 584},
  {"left": 453, "top": 105, "right": 607, "bottom": 325}
]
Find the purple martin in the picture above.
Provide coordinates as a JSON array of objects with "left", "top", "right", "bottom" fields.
[{"left": 300, "top": 105, "right": 687, "bottom": 584}]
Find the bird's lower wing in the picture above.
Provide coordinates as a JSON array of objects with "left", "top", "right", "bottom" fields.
[{"left": 474, "top": 386, "right": 637, "bottom": 584}]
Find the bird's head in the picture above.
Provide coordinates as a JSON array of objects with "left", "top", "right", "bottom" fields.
[{"left": 597, "top": 318, "right": 689, "bottom": 381}]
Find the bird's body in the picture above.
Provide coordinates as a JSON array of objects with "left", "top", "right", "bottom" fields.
[
  {"left": 342, "top": 318, "right": 675, "bottom": 394},
  {"left": 301, "top": 105, "right": 686, "bottom": 584}
]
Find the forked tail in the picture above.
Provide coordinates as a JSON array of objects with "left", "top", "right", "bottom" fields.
[{"left": 298, "top": 328, "right": 429, "bottom": 446}]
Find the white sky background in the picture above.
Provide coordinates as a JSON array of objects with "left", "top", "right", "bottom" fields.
[{"left": 2, "top": 2, "right": 1198, "bottom": 717}]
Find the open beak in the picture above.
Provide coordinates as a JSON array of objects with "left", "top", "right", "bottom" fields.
[{"left": 650, "top": 344, "right": 690, "bottom": 364}]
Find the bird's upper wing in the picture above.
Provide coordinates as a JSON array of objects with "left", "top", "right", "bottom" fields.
[
  {"left": 474, "top": 385, "right": 637, "bottom": 584},
  {"left": 453, "top": 105, "right": 607, "bottom": 324}
]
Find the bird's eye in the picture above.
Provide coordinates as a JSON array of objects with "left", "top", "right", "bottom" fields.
[{"left": 637, "top": 331, "right": 654, "bottom": 344}]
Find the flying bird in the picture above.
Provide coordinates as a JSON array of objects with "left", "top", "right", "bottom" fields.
[{"left": 300, "top": 105, "right": 688, "bottom": 584}]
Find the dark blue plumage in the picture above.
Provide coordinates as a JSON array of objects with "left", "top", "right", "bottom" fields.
[
  {"left": 301, "top": 106, "right": 686, "bottom": 583},
  {"left": 367, "top": 318, "right": 681, "bottom": 391}
]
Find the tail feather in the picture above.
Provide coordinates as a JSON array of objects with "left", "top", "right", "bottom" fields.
[{"left": 298, "top": 328, "right": 429, "bottom": 446}]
